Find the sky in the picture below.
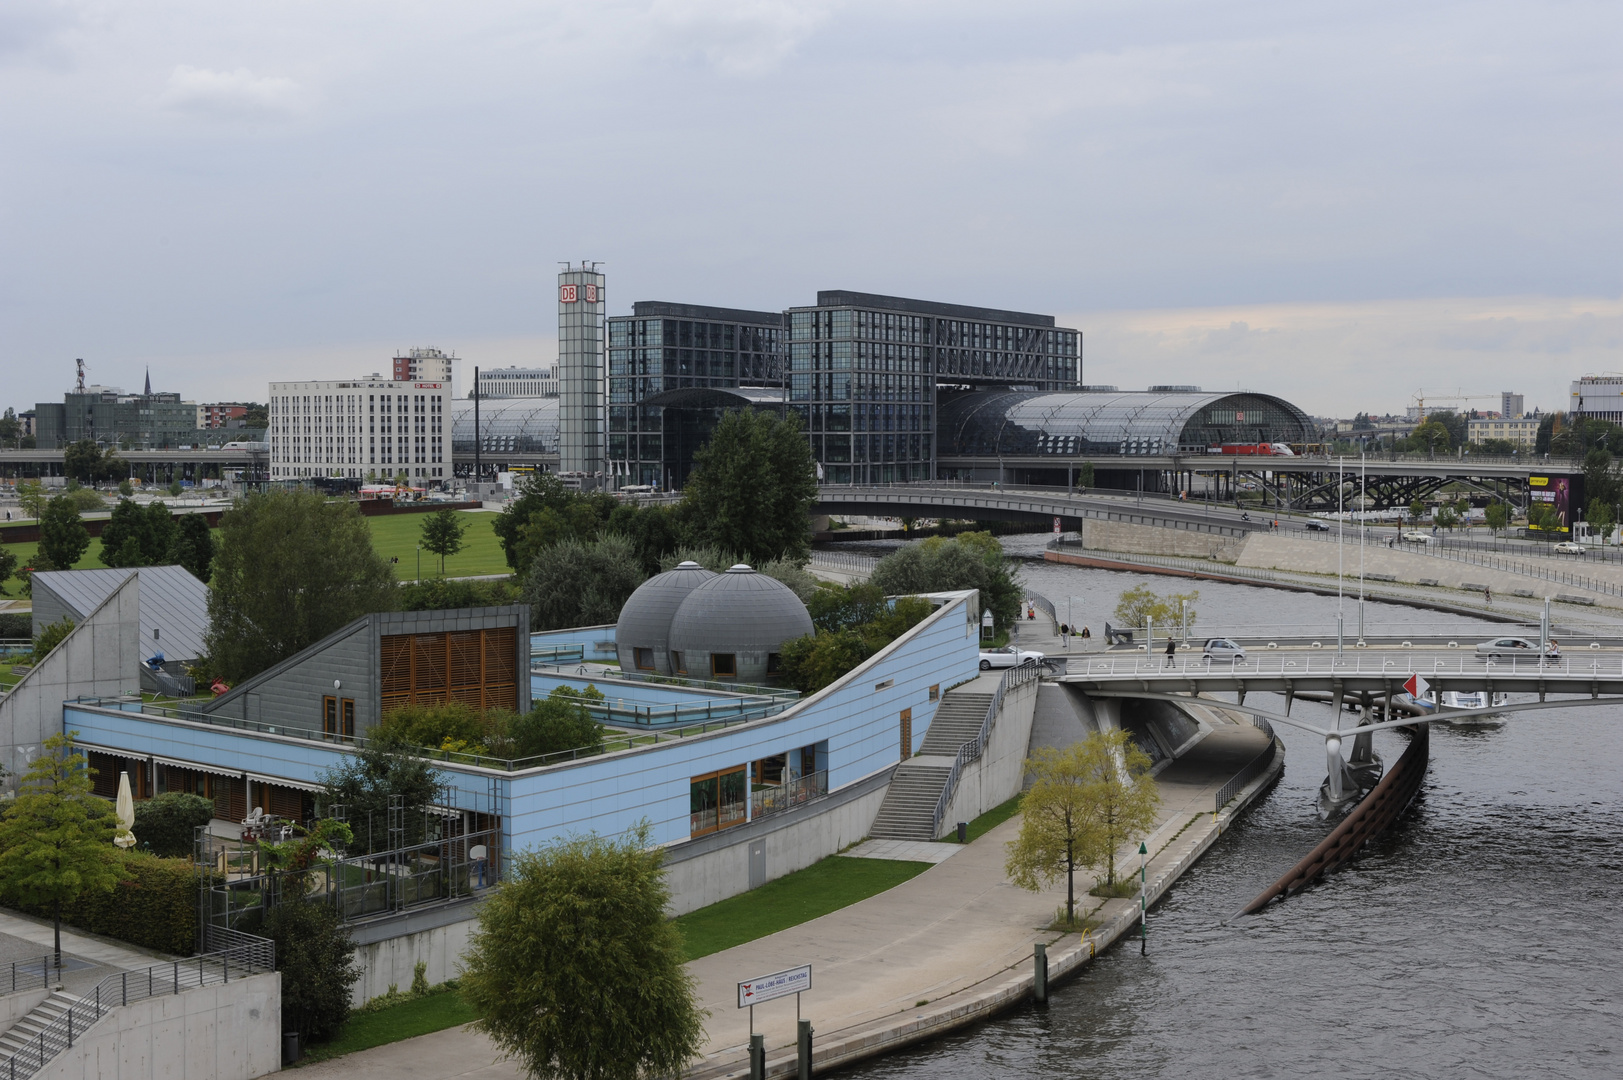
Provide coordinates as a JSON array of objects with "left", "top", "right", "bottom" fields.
[{"left": 2, "top": 0, "right": 1619, "bottom": 418}]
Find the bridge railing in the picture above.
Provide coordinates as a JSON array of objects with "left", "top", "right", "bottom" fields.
[{"left": 1058, "top": 652, "right": 1607, "bottom": 680}]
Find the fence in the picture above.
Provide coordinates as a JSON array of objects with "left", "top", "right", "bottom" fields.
[
  {"left": 807, "top": 550, "right": 881, "bottom": 571},
  {"left": 1063, "top": 651, "right": 1603, "bottom": 680},
  {"left": 0, "top": 936, "right": 273, "bottom": 1080},
  {"left": 750, "top": 769, "right": 829, "bottom": 821},
  {"left": 1215, "top": 718, "right": 1280, "bottom": 813},
  {"left": 931, "top": 663, "right": 1043, "bottom": 839},
  {"left": 3, "top": 957, "right": 52, "bottom": 996}
]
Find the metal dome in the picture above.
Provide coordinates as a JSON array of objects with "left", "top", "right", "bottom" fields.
[
  {"left": 667, "top": 565, "right": 814, "bottom": 684},
  {"left": 615, "top": 561, "right": 717, "bottom": 676}
]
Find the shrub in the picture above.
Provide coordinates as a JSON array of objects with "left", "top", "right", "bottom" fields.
[
  {"left": 399, "top": 576, "right": 519, "bottom": 612},
  {"left": 0, "top": 850, "right": 213, "bottom": 955},
  {"left": 30, "top": 617, "right": 75, "bottom": 663},
  {"left": 133, "top": 792, "right": 216, "bottom": 858},
  {"left": 378, "top": 700, "right": 491, "bottom": 752},
  {"left": 510, "top": 686, "right": 606, "bottom": 760},
  {"left": 264, "top": 899, "right": 360, "bottom": 1045}
]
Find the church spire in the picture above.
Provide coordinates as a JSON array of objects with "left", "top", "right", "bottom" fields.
[{"left": 144, "top": 367, "right": 151, "bottom": 395}]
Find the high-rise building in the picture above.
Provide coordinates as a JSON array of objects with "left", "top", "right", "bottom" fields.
[
  {"left": 475, "top": 366, "right": 558, "bottom": 398},
  {"left": 269, "top": 375, "right": 450, "bottom": 483},
  {"left": 607, "top": 302, "right": 786, "bottom": 488},
  {"left": 558, "top": 265, "right": 606, "bottom": 476},
  {"left": 392, "top": 348, "right": 458, "bottom": 398},
  {"left": 1501, "top": 392, "right": 1525, "bottom": 419},
  {"left": 785, "top": 292, "right": 1081, "bottom": 484},
  {"left": 1570, "top": 376, "right": 1623, "bottom": 423}
]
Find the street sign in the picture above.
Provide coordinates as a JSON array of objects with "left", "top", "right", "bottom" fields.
[
  {"left": 1052, "top": 515, "right": 1061, "bottom": 534},
  {"left": 738, "top": 965, "right": 812, "bottom": 1008},
  {"left": 1402, "top": 674, "right": 1429, "bottom": 699}
]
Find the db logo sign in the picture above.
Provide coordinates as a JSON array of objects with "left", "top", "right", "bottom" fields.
[{"left": 560, "top": 284, "right": 598, "bottom": 304}]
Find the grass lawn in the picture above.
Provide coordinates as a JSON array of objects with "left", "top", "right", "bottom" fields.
[
  {"left": 364, "top": 511, "right": 510, "bottom": 580},
  {"left": 946, "top": 792, "right": 1024, "bottom": 844},
  {"left": 674, "top": 854, "right": 932, "bottom": 961},
  {"left": 298, "top": 988, "right": 479, "bottom": 1065},
  {"left": 1, "top": 538, "right": 103, "bottom": 574}
]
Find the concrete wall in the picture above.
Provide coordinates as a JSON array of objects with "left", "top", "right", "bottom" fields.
[
  {"left": 0, "top": 987, "right": 52, "bottom": 1030},
  {"left": 39, "top": 972, "right": 281, "bottom": 1080},
  {"left": 939, "top": 678, "right": 1039, "bottom": 834},
  {"left": 1, "top": 575, "right": 140, "bottom": 792},
  {"left": 1026, "top": 682, "right": 1100, "bottom": 759},
  {"left": 350, "top": 913, "right": 479, "bottom": 1007},
  {"left": 1081, "top": 519, "right": 1242, "bottom": 560}
]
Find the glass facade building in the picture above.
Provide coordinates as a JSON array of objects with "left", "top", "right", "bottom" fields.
[
  {"left": 451, "top": 398, "right": 559, "bottom": 458},
  {"left": 558, "top": 265, "right": 606, "bottom": 475},
  {"left": 786, "top": 292, "right": 1081, "bottom": 484},
  {"left": 607, "top": 302, "right": 786, "bottom": 488}
]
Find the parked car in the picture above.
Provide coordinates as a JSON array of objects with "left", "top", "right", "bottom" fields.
[
  {"left": 978, "top": 646, "right": 1046, "bottom": 670},
  {"left": 1304, "top": 520, "right": 1331, "bottom": 532},
  {"left": 1553, "top": 541, "right": 1587, "bottom": 555},
  {"left": 1202, "top": 637, "right": 1247, "bottom": 662},
  {"left": 1400, "top": 531, "right": 1431, "bottom": 543},
  {"left": 1475, "top": 636, "right": 1559, "bottom": 659}
]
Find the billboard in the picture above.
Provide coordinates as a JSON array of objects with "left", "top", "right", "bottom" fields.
[{"left": 1528, "top": 474, "right": 1584, "bottom": 534}]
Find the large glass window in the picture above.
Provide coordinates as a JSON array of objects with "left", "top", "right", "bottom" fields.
[{"left": 690, "top": 767, "right": 747, "bottom": 837}]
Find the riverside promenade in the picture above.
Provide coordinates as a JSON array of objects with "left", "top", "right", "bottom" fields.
[{"left": 287, "top": 715, "right": 1279, "bottom": 1080}]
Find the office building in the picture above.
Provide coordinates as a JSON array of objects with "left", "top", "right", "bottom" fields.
[
  {"left": 33, "top": 372, "right": 198, "bottom": 450},
  {"left": 607, "top": 302, "right": 787, "bottom": 488},
  {"left": 1501, "top": 392, "right": 1525, "bottom": 419},
  {"left": 268, "top": 374, "right": 451, "bottom": 483},
  {"left": 475, "top": 366, "right": 558, "bottom": 398},
  {"left": 785, "top": 291, "right": 1081, "bottom": 484},
  {"left": 1570, "top": 376, "right": 1623, "bottom": 423},
  {"left": 558, "top": 264, "right": 606, "bottom": 475},
  {"left": 1468, "top": 417, "right": 1540, "bottom": 449}
]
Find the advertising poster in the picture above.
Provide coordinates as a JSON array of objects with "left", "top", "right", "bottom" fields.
[{"left": 1528, "top": 474, "right": 1583, "bottom": 533}]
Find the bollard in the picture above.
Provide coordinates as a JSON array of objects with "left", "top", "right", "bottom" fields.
[
  {"left": 797, "top": 1018, "right": 814, "bottom": 1080},
  {"left": 956, "top": 821, "right": 968, "bottom": 843},
  {"left": 1033, "top": 942, "right": 1048, "bottom": 1003},
  {"left": 749, "top": 1033, "right": 766, "bottom": 1080}
]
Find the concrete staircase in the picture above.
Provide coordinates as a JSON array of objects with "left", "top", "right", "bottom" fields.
[
  {"left": 868, "top": 689, "right": 995, "bottom": 841},
  {"left": 0, "top": 990, "right": 87, "bottom": 1066}
]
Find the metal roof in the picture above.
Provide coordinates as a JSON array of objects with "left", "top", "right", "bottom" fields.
[
  {"left": 33, "top": 565, "right": 210, "bottom": 661},
  {"left": 452, "top": 397, "right": 559, "bottom": 454}
]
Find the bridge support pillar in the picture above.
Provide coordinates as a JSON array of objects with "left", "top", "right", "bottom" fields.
[
  {"left": 1350, "top": 692, "right": 1376, "bottom": 766},
  {"left": 1283, "top": 686, "right": 1294, "bottom": 717}
]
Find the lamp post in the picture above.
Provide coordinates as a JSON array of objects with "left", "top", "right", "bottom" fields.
[{"left": 416, "top": 544, "right": 421, "bottom": 581}]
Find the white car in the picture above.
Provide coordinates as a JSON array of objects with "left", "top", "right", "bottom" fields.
[
  {"left": 1401, "top": 531, "right": 1431, "bottom": 543},
  {"left": 1553, "top": 541, "right": 1586, "bottom": 555},
  {"left": 1202, "top": 638, "right": 1247, "bottom": 662},
  {"left": 978, "top": 646, "right": 1046, "bottom": 670},
  {"left": 1475, "top": 637, "right": 1559, "bottom": 659}
]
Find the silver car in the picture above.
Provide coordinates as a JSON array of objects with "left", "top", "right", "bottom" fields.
[
  {"left": 1475, "top": 636, "right": 1558, "bottom": 659},
  {"left": 978, "top": 646, "right": 1046, "bottom": 670},
  {"left": 1202, "top": 638, "right": 1247, "bottom": 662}
]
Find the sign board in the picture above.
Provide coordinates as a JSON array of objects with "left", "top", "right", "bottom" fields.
[
  {"left": 1053, "top": 515, "right": 1062, "bottom": 534},
  {"left": 1402, "top": 674, "right": 1429, "bottom": 699},
  {"left": 560, "top": 284, "right": 577, "bottom": 303},
  {"left": 738, "top": 965, "right": 811, "bottom": 1008}
]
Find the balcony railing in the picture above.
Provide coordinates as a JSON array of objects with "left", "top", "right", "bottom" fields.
[{"left": 750, "top": 770, "right": 829, "bottom": 821}]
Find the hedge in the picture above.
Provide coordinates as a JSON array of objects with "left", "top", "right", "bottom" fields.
[{"left": 2, "top": 850, "right": 215, "bottom": 956}]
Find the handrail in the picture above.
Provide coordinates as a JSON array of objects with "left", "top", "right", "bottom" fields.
[
  {"left": 931, "top": 663, "right": 1044, "bottom": 838},
  {"left": 0, "top": 935, "right": 273, "bottom": 1080},
  {"left": 1215, "top": 732, "right": 1279, "bottom": 813},
  {"left": 1058, "top": 652, "right": 1604, "bottom": 680},
  {"left": 4, "top": 956, "right": 53, "bottom": 996},
  {"left": 1283, "top": 526, "right": 1623, "bottom": 596}
]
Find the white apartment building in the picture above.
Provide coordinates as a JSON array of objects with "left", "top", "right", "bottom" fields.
[
  {"left": 1467, "top": 417, "right": 1540, "bottom": 448},
  {"left": 474, "top": 365, "right": 558, "bottom": 398},
  {"left": 269, "top": 377, "right": 451, "bottom": 482}
]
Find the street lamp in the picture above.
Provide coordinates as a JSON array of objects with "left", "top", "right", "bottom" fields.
[{"left": 416, "top": 544, "right": 421, "bottom": 581}]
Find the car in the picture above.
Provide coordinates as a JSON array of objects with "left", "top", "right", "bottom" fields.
[
  {"left": 1401, "top": 531, "right": 1431, "bottom": 543},
  {"left": 1304, "top": 520, "right": 1331, "bottom": 532},
  {"left": 1475, "top": 637, "right": 1559, "bottom": 659},
  {"left": 1553, "top": 541, "right": 1587, "bottom": 555},
  {"left": 1202, "top": 637, "right": 1247, "bottom": 662},
  {"left": 978, "top": 646, "right": 1046, "bottom": 670}
]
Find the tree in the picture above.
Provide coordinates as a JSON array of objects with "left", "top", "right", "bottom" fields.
[
  {"left": 460, "top": 823, "right": 706, "bottom": 1080},
  {"left": 16, "top": 479, "right": 46, "bottom": 521},
  {"left": 1426, "top": 410, "right": 1467, "bottom": 450},
  {"left": 680, "top": 409, "right": 818, "bottom": 565},
  {"left": 419, "top": 507, "right": 469, "bottom": 574},
  {"left": 1077, "top": 462, "right": 1095, "bottom": 491},
  {"left": 171, "top": 512, "right": 217, "bottom": 582},
  {"left": 132, "top": 792, "right": 215, "bottom": 858},
  {"left": 0, "top": 733, "right": 123, "bottom": 969},
  {"left": 1005, "top": 730, "right": 1160, "bottom": 924},
  {"left": 30, "top": 617, "right": 76, "bottom": 663},
  {"left": 1484, "top": 503, "right": 1510, "bottom": 534},
  {"left": 1111, "top": 585, "right": 1199, "bottom": 633},
  {"left": 317, "top": 733, "right": 443, "bottom": 854},
  {"left": 1408, "top": 420, "right": 1451, "bottom": 455},
  {"left": 0, "top": 409, "right": 18, "bottom": 448},
  {"left": 205, "top": 490, "right": 398, "bottom": 683},
  {"left": 63, "top": 440, "right": 107, "bottom": 486},
  {"left": 0, "top": 547, "right": 15, "bottom": 595},
  {"left": 1408, "top": 498, "right": 1427, "bottom": 524},
  {"left": 262, "top": 900, "right": 360, "bottom": 1045},
  {"left": 509, "top": 687, "right": 608, "bottom": 760},
  {"left": 100, "top": 498, "right": 179, "bottom": 568},
  {"left": 38, "top": 493, "right": 90, "bottom": 570},
  {"left": 867, "top": 532, "right": 1021, "bottom": 629},
  {"left": 522, "top": 534, "right": 646, "bottom": 631}
]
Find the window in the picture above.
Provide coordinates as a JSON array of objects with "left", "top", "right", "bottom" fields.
[
  {"left": 929, "top": 684, "right": 940, "bottom": 702},
  {"left": 711, "top": 653, "right": 736, "bottom": 678},
  {"left": 324, "top": 696, "right": 355, "bottom": 740},
  {"left": 634, "top": 647, "right": 655, "bottom": 671},
  {"left": 690, "top": 767, "right": 747, "bottom": 837},
  {"left": 766, "top": 653, "right": 782, "bottom": 675},
  {"left": 671, "top": 651, "right": 685, "bottom": 673}
]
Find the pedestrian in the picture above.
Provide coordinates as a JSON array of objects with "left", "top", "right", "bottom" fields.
[
  {"left": 1080, "top": 625, "right": 1091, "bottom": 639},
  {"left": 1164, "top": 637, "right": 1177, "bottom": 668},
  {"left": 1484, "top": 586, "right": 1492, "bottom": 605}
]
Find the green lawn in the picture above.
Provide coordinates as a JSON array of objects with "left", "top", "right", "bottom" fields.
[
  {"left": 673, "top": 855, "right": 933, "bottom": 961},
  {"left": 946, "top": 792, "right": 1024, "bottom": 844},
  {"left": 364, "top": 511, "right": 509, "bottom": 580},
  {"left": 298, "top": 988, "right": 479, "bottom": 1065}
]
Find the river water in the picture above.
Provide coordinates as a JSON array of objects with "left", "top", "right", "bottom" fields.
[{"left": 837, "top": 549, "right": 1623, "bottom": 1079}]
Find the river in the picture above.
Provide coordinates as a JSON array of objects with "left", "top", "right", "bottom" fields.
[{"left": 836, "top": 547, "right": 1623, "bottom": 1079}]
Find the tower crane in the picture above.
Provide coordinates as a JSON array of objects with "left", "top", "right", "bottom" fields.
[{"left": 1412, "top": 389, "right": 1501, "bottom": 419}]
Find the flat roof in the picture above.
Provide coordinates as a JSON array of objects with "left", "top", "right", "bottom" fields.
[
  {"left": 799, "top": 291, "right": 1057, "bottom": 328},
  {"left": 624, "top": 302, "right": 786, "bottom": 326}
]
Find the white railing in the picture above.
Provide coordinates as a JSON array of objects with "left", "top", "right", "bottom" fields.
[
  {"left": 1058, "top": 652, "right": 1611, "bottom": 681},
  {"left": 807, "top": 550, "right": 881, "bottom": 571},
  {"left": 1285, "top": 526, "right": 1623, "bottom": 596}
]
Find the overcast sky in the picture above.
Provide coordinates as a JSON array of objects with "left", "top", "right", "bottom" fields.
[{"left": 3, "top": 0, "right": 1618, "bottom": 417}]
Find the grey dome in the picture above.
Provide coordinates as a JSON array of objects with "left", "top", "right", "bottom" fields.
[
  {"left": 615, "top": 561, "right": 717, "bottom": 675},
  {"left": 668, "top": 565, "right": 814, "bottom": 683}
]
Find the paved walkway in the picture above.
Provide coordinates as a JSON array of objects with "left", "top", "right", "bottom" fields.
[
  {"left": 841, "top": 839, "right": 961, "bottom": 864},
  {"left": 0, "top": 908, "right": 175, "bottom": 997},
  {"left": 283, "top": 717, "right": 1271, "bottom": 1080}
]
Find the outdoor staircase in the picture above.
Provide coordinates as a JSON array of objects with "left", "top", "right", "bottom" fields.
[
  {"left": 868, "top": 688, "right": 996, "bottom": 841},
  {"left": 0, "top": 990, "right": 87, "bottom": 1065}
]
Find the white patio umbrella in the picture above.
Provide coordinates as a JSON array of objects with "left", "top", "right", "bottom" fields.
[{"left": 114, "top": 772, "right": 136, "bottom": 849}]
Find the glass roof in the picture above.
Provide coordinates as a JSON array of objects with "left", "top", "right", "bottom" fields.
[
  {"left": 937, "top": 390, "right": 1315, "bottom": 457},
  {"left": 451, "top": 398, "right": 559, "bottom": 454}
]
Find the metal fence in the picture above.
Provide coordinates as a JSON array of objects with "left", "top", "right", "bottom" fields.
[
  {"left": 3, "top": 956, "right": 53, "bottom": 996},
  {"left": 0, "top": 936, "right": 273, "bottom": 1080},
  {"left": 1215, "top": 719, "right": 1280, "bottom": 813},
  {"left": 1063, "top": 651, "right": 1605, "bottom": 680},
  {"left": 750, "top": 770, "right": 829, "bottom": 821},
  {"left": 931, "top": 663, "right": 1043, "bottom": 839}
]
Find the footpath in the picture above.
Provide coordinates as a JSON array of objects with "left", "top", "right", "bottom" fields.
[{"left": 285, "top": 716, "right": 1280, "bottom": 1080}]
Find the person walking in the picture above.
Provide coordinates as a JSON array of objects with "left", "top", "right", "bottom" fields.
[
  {"left": 1164, "top": 637, "right": 1177, "bottom": 668},
  {"left": 1484, "top": 585, "right": 1492, "bottom": 606}
]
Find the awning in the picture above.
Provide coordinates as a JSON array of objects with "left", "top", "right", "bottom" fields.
[
  {"left": 74, "top": 743, "right": 147, "bottom": 760},
  {"left": 152, "top": 756, "right": 244, "bottom": 780},
  {"left": 246, "top": 774, "right": 326, "bottom": 794}
]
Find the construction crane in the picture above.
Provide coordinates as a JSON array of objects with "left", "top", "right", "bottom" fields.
[{"left": 1412, "top": 388, "right": 1501, "bottom": 419}]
